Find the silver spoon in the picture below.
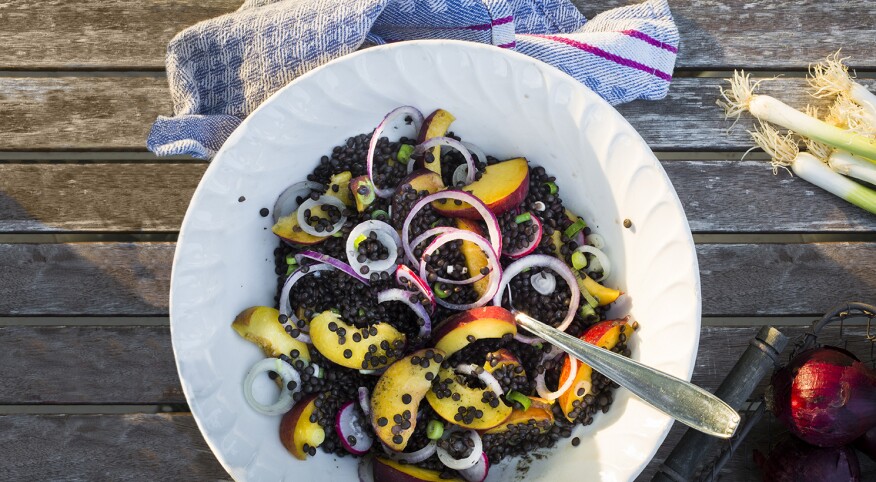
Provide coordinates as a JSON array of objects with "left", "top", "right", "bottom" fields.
[{"left": 513, "top": 311, "right": 740, "bottom": 439}]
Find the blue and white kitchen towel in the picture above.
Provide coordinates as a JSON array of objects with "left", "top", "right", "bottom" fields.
[{"left": 147, "top": 0, "right": 679, "bottom": 159}]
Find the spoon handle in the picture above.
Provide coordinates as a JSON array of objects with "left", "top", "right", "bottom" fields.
[{"left": 513, "top": 311, "right": 740, "bottom": 439}]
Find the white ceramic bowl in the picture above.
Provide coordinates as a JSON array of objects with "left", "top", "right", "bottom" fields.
[{"left": 170, "top": 39, "right": 700, "bottom": 482}]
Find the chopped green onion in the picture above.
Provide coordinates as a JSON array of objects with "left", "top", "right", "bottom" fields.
[
  {"left": 533, "top": 342, "right": 543, "bottom": 351},
  {"left": 332, "top": 230, "right": 345, "bottom": 238},
  {"left": 579, "top": 303, "right": 597, "bottom": 319},
  {"left": 354, "top": 234, "right": 368, "bottom": 249},
  {"left": 285, "top": 254, "right": 297, "bottom": 266},
  {"left": 427, "top": 420, "right": 444, "bottom": 440},
  {"left": 371, "top": 209, "right": 389, "bottom": 220},
  {"left": 434, "top": 284, "right": 450, "bottom": 299},
  {"left": 545, "top": 181, "right": 558, "bottom": 194},
  {"left": 514, "top": 212, "right": 531, "bottom": 224},
  {"left": 285, "top": 265, "right": 298, "bottom": 275},
  {"left": 579, "top": 281, "right": 599, "bottom": 308},
  {"left": 571, "top": 251, "right": 587, "bottom": 270},
  {"left": 506, "top": 391, "right": 531, "bottom": 410},
  {"left": 564, "top": 219, "right": 587, "bottom": 238},
  {"left": 358, "top": 308, "right": 365, "bottom": 317},
  {"left": 397, "top": 144, "right": 415, "bottom": 164},
  {"left": 430, "top": 220, "right": 442, "bottom": 228}
]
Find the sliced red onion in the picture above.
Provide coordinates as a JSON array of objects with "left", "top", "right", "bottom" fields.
[
  {"left": 452, "top": 164, "right": 469, "bottom": 187},
  {"left": 296, "top": 195, "right": 347, "bottom": 237},
  {"left": 395, "top": 265, "right": 436, "bottom": 314},
  {"left": 242, "top": 357, "right": 301, "bottom": 416},
  {"left": 461, "top": 141, "right": 488, "bottom": 166},
  {"left": 278, "top": 263, "right": 335, "bottom": 342},
  {"left": 295, "top": 250, "right": 370, "bottom": 284},
  {"left": 455, "top": 364, "right": 503, "bottom": 396},
  {"left": 436, "top": 429, "right": 483, "bottom": 470},
  {"left": 409, "top": 227, "right": 491, "bottom": 286},
  {"left": 536, "top": 353, "right": 577, "bottom": 400},
  {"left": 504, "top": 214, "right": 543, "bottom": 259},
  {"left": 460, "top": 453, "right": 490, "bottom": 482},
  {"left": 368, "top": 106, "right": 424, "bottom": 198},
  {"left": 335, "top": 401, "right": 374, "bottom": 455},
  {"left": 402, "top": 190, "right": 502, "bottom": 264},
  {"left": 406, "top": 226, "right": 453, "bottom": 266},
  {"left": 381, "top": 440, "right": 437, "bottom": 464},
  {"left": 587, "top": 233, "right": 606, "bottom": 249},
  {"left": 358, "top": 456, "right": 375, "bottom": 482},
  {"left": 530, "top": 271, "right": 556, "bottom": 295},
  {"left": 377, "top": 288, "right": 432, "bottom": 339},
  {"left": 272, "top": 181, "right": 326, "bottom": 223},
  {"left": 493, "top": 254, "right": 580, "bottom": 341},
  {"left": 573, "top": 230, "right": 586, "bottom": 247},
  {"left": 346, "top": 220, "right": 401, "bottom": 274},
  {"left": 358, "top": 387, "right": 371, "bottom": 418},
  {"left": 419, "top": 231, "right": 502, "bottom": 310},
  {"left": 414, "top": 137, "right": 476, "bottom": 184},
  {"left": 574, "top": 244, "right": 611, "bottom": 282}
]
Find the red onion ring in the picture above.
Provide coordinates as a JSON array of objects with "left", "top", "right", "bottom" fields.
[
  {"left": 503, "top": 214, "right": 543, "bottom": 259},
  {"left": 409, "top": 227, "right": 490, "bottom": 286},
  {"left": 492, "top": 254, "right": 580, "bottom": 343},
  {"left": 278, "top": 263, "right": 336, "bottom": 343},
  {"left": 402, "top": 190, "right": 502, "bottom": 265},
  {"left": 377, "top": 288, "right": 432, "bottom": 339},
  {"left": 413, "top": 137, "right": 476, "bottom": 184},
  {"left": 335, "top": 401, "right": 374, "bottom": 455},
  {"left": 272, "top": 181, "right": 326, "bottom": 223},
  {"left": 419, "top": 231, "right": 501, "bottom": 310},
  {"left": 436, "top": 428, "right": 483, "bottom": 470},
  {"left": 296, "top": 250, "right": 370, "bottom": 285},
  {"left": 381, "top": 440, "right": 437, "bottom": 464},
  {"left": 574, "top": 244, "right": 611, "bottom": 282},
  {"left": 346, "top": 220, "right": 401, "bottom": 274},
  {"left": 460, "top": 453, "right": 490, "bottom": 482},
  {"left": 454, "top": 364, "right": 503, "bottom": 396},
  {"left": 296, "top": 195, "right": 347, "bottom": 237},
  {"left": 461, "top": 141, "right": 487, "bottom": 166},
  {"left": 535, "top": 353, "right": 577, "bottom": 400},
  {"left": 395, "top": 265, "right": 436, "bottom": 314},
  {"left": 368, "top": 106, "right": 424, "bottom": 198},
  {"left": 358, "top": 386, "right": 371, "bottom": 418}
]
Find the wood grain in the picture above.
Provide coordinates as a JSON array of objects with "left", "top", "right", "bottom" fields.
[
  {"left": 3, "top": 160, "right": 875, "bottom": 233},
  {"left": 1, "top": 242, "right": 874, "bottom": 316},
  {"left": 2, "top": 76, "right": 874, "bottom": 151},
  {"left": 3, "top": 324, "right": 873, "bottom": 405},
  {"left": 3, "top": 0, "right": 876, "bottom": 70}
]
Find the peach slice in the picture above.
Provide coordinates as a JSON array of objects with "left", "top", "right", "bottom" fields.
[
  {"left": 417, "top": 109, "right": 456, "bottom": 176},
  {"left": 272, "top": 211, "right": 326, "bottom": 246},
  {"left": 482, "top": 396, "right": 554, "bottom": 435},
  {"left": 483, "top": 348, "right": 521, "bottom": 374},
  {"left": 232, "top": 306, "right": 310, "bottom": 362},
  {"left": 576, "top": 272, "right": 621, "bottom": 306},
  {"left": 309, "top": 310, "right": 406, "bottom": 370},
  {"left": 279, "top": 394, "right": 325, "bottom": 460},
  {"left": 431, "top": 306, "right": 516, "bottom": 358},
  {"left": 401, "top": 169, "right": 445, "bottom": 194},
  {"left": 455, "top": 218, "right": 491, "bottom": 297},
  {"left": 373, "top": 457, "right": 462, "bottom": 482},
  {"left": 426, "top": 366, "right": 512, "bottom": 430},
  {"left": 370, "top": 349, "right": 444, "bottom": 451},
  {"left": 557, "top": 319, "right": 633, "bottom": 421},
  {"left": 431, "top": 158, "right": 529, "bottom": 218},
  {"left": 350, "top": 175, "right": 376, "bottom": 212},
  {"left": 325, "top": 170, "right": 353, "bottom": 207}
]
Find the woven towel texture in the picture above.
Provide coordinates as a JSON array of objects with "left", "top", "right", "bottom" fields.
[{"left": 147, "top": 0, "right": 678, "bottom": 158}]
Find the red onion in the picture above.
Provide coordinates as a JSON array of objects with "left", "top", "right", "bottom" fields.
[
  {"left": 436, "top": 429, "right": 483, "bottom": 470},
  {"left": 402, "top": 190, "right": 502, "bottom": 265},
  {"left": 492, "top": 255, "right": 581, "bottom": 343},
  {"left": 376, "top": 288, "right": 432, "bottom": 338},
  {"left": 409, "top": 227, "right": 489, "bottom": 286},
  {"left": 296, "top": 250, "right": 370, "bottom": 284},
  {"left": 413, "top": 137, "right": 476, "bottom": 184},
  {"left": 296, "top": 195, "right": 347, "bottom": 237},
  {"left": 754, "top": 436, "right": 860, "bottom": 482},
  {"left": 358, "top": 387, "right": 371, "bottom": 418},
  {"left": 335, "top": 401, "right": 374, "bottom": 455},
  {"left": 368, "top": 106, "right": 424, "bottom": 198},
  {"left": 503, "top": 214, "right": 543, "bottom": 259},
  {"left": 395, "top": 265, "right": 436, "bottom": 314},
  {"left": 460, "top": 453, "right": 490, "bottom": 482},
  {"left": 536, "top": 353, "right": 577, "bottom": 400},
  {"left": 272, "top": 181, "right": 325, "bottom": 222},
  {"left": 346, "top": 220, "right": 401, "bottom": 274},
  {"left": 855, "top": 426, "right": 876, "bottom": 461},
  {"left": 381, "top": 440, "right": 437, "bottom": 464},
  {"left": 455, "top": 364, "right": 503, "bottom": 396},
  {"left": 419, "top": 230, "right": 502, "bottom": 310},
  {"left": 767, "top": 346, "right": 876, "bottom": 447},
  {"left": 278, "top": 263, "right": 336, "bottom": 343}
]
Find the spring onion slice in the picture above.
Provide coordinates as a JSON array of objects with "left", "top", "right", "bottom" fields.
[
  {"left": 243, "top": 357, "right": 301, "bottom": 416},
  {"left": 427, "top": 420, "right": 444, "bottom": 440},
  {"left": 573, "top": 245, "right": 611, "bottom": 282},
  {"left": 346, "top": 220, "right": 401, "bottom": 274},
  {"left": 368, "top": 106, "right": 424, "bottom": 198},
  {"left": 530, "top": 270, "right": 556, "bottom": 295}
]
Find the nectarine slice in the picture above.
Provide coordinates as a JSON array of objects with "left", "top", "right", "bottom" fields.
[
  {"left": 431, "top": 306, "right": 516, "bottom": 357},
  {"left": 417, "top": 109, "right": 456, "bottom": 176},
  {"left": 272, "top": 211, "right": 326, "bottom": 245},
  {"left": 426, "top": 366, "right": 512, "bottom": 430},
  {"left": 373, "top": 456, "right": 462, "bottom": 482},
  {"left": 279, "top": 394, "right": 325, "bottom": 460},
  {"left": 455, "top": 218, "right": 491, "bottom": 297},
  {"left": 310, "top": 311, "right": 406, "bottom": 370},
  {"left": 232, "top": 306, "right": 310, "bottom": 362},
  {"left": 431, "top": 158, "right": 530, "bottom": 218}
]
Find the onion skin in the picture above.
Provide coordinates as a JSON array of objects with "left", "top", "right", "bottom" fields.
[
  {"left": 766, "top": 346, "right": 876, "bottom": 447},
  {"left": 753, "top": 436, "right": 860, "bottom": 482},
  {"left": 855, "top": 426, "right": 876, "bottom": 462}
]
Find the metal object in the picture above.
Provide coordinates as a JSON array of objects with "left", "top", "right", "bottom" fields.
[
  {"left": 513, "top": 311, "right": 741, "bottom": 439},
  {"left": 652, "top": 326, "right": 788, "bottom": 482}
]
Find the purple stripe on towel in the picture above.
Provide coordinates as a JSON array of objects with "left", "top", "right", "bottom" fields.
[{"left": 528, "top": 34, "right": 673, "bottom": 81}]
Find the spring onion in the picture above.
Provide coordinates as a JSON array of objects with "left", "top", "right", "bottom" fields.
[
  {"left": 434, "top": 284, "right": 450, "bottom": 299},
  {"left": 571, "top": 251, "right": 587, "bottom": 270},
  {"left": 514, "top": 212, "right": 531, "bottom": 224},
  {"left": 353, "top": 233, "right": 368, "bottom": 249},
  {"left": 579, "top": 303, "right": 597, "bottom": 319},
  {"left": 506, "top": 391, "right": 531, "bottom": 410},
  {"left": 371, "top": 209, "right": 389, "bottom": 220},
  {"left": 427, "top": 420, "right": 444, "bottom": 440},
  {"left": 809, "top": 52, "right": 876, "bottom": 123},
  {"left": 806, "top": 138, "right": 876, "bottom": 187},
  {"left": 564, "top": 218, "right": 587, "bottom": 239},
  {"left": 718, "top": 70, "right": 876, "bottom": 161},
  {"left": 397, "top": 144, "right": 415, "bottom": 164},
  {"left": 751, "top": 122, "right": 876, "bottom": 214},
  {"left": 826, "top": 94, "right": 876, "bottom": 137},
  {"left": 545, "top": 181, "right": 558, "bottom": 194}
]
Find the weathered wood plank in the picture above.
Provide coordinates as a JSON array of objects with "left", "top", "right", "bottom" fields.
[
  {"left": 2, "top": 76, "right": 872, "bottom": 152},
  {"left": 1, "top": 242, "right": 873, "bottom": 316},
  {"left": 3, "top": 323, "right": 874, "bottom": 405},
  {"left": 3, "top": 160, "right": 875, "bottom": 233},
  {"left": 2, "top": 0, "right": 875, "bottom": 70},
  {"left": 0, "top": 414, "right": 229, "bottom": 481},
  {"left": 0, "top": 411, "right": 871, "bottom": 482}
]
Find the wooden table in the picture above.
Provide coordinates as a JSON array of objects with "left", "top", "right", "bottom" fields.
[{"left": 1, "top": 1, "right": 875, "bottom": 480}]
